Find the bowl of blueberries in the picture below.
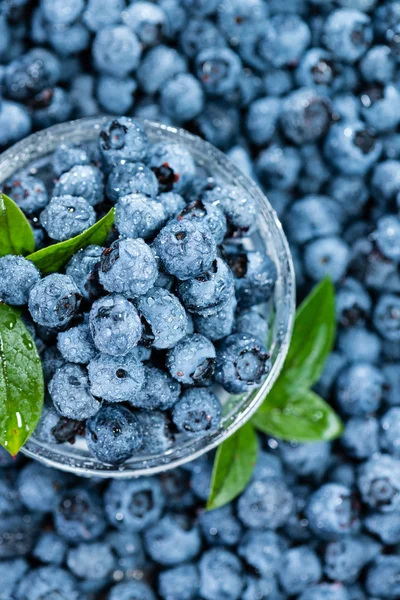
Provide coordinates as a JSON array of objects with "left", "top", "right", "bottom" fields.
[{"left": 0, "top": 116, "right": 294, "bottom": 476}]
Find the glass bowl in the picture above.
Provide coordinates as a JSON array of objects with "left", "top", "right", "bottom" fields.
[{"left": 0, "top": 117, "right": 295, "bottom": 478}]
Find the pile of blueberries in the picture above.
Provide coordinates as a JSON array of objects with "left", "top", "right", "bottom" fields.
[{"left": 0, "top": 0, "right": 400, "bottom": 598}]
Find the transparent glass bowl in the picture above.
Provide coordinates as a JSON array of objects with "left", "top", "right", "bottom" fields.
[{"left": 0, "top": 117, "right": 295, "bottom": 478}]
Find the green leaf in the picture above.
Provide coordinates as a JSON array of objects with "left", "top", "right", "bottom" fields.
[
  {"left": 206, "top": 422, "right": 258, "bottom": 511},
  {"left": 27, "top": 208, "right": 115, "bottom": 274},
  {"left": 0, "top": 193, "right": 35, "bottom": 257},
  {"left": 281, "top": 277, "right": 336, "bottom": 390},
  {"left": 253, "top": 387, "right": 343, "bottom": 442},
  {"left": 0, "top": 303, "right": 44, "bottom": 455}
]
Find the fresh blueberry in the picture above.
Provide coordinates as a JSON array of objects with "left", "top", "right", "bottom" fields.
[
  {"left": 374, "top": 216, "right": 400, "bottom": 261},
  {"left": 324, "top": 120, "right": 382, "bottom": 175},
  {"left": 115, "top": 193, "right": 167, "bottom": 240},
  {"left": 199, "top": 504, "right": 242, "bottom": 547},
  {"left": 52, "top": 143, "right": 90, "bottom": 177},
  {"left": 225, "top": 246, "right": 277, "bottom": 308},
  {"left": 4, "top": 173, "right": 48, "bottom": 215},
  {"left": 279, "top": 440, "right": 331, "bottom": 480},
  {"left": 67, "top": 541, "right": 115, "bottom": 581},
  {"left": 341, "top": 416, "right": 379, "bottom": 459},
  {"left": 177, "top": 198, "right": 227, "bottom": 244},
  {"left": 98, "top": 117, "right": 148, "bottom": 169},
  {"left": 180, "top": 19, "right": 225, "bottom": 60},
  {"left": 238, "top": 477, "right": 294, "bottom": 529},
  {"left": 359, "top": 84, "right": 400, "bottom": 133},
  {"left": 0, "top": 558, "right": 28, "bottom": 599},
  {"left": 33, "top": 532, "right": 67, "bottom": 566},
  {"left": 172, "top": 387, "right": 221, "bottom": 436},
  {"left": 335, "top": 277, "right": 372, "bottom": 327},
  {"left": 0, "top": 255, "right": 40, "bottom": 306},
  {"left": 246, "top": 97, "right": 280, "bottom": 146},
  {"left": 28, "top": 274, "right": 81, "bottom": 329},
  {"left": 136, "top": 410, "right": 172, "bottom": 454},
  {"left": 217, "top": 0, "right": 268, "bottom": 41},
  {"left": 146, "top": 142, "right": 196, "bottom": 194},
  {"left": 133, "top": 366, "right": 180, "bottom": 410},
  {"left": 158, "top": 563, "right": 200, "bottom": 600},
  {"left": 238, "top": 530, "right": 285, "bottom": 578},
  {"left": 372, "top": 160, "right": 400, "bottom": 208},
  {"left": 304, "top": 236, "right": 350, "bottom": 283},
  {"left": 108, "top": 581, "right": 156, "bottom": 600},
  {"left": 306, "top": 483, "right": 360, "bottom": 539},
  {"left": 57, "top": 321, "right": 96, "bottom": 364},
  {"left": 281, "top": 88, "right": 331, "bottom": 145},
  {"left": 53, "top": 165, "right": 104, "bottom": 207},
  {"left": 105, "top": 477, "right": 164, "bottom": 531},
  {"left": 382, "top": 362, "right": 400, "bottom": 406},
  {"left": 360, "top": 45, "right": 396, "bottom": 84},
  {"left": 257, "top": 14, "right": 311, "bottom": 69},
  {"left": 324, "top": 535, "right": 381, "bottom": 584},
  {"left": 234, "top": 308, "right": 269, "bottom": 343},
  {"left": 136, "top": 287, "right": 188, "bottom": 349},
  {"left": 177, "top": 259, "right": 233, "bottom": 316},
  {"left": 373, "top": 294, "right": 400, "bottom": 341},
  {"left": 160, "top": 73, "right": 204, "bottom": 122},
  {"left": 366, "top": 556, "right": 400, "bottom": 599},
  {"left": 279, "top": 545, "right": 322, "bottom": 595},
  {"left": 298, "top": 583, "right": 351, "bottom": 600},
  {"left": 5, "top": 48, "right": 60, "bottom": 100},
  {"left": 89, "top": 294, "right": 142, "bottom": 356},
  {"left": 53, "top": 486, "right": 106, "bottom": 543},
  {"left": 195, "top": 47, "right": 241, "bottom": 96},
  {"left": 256, "top": 142, "right": 302, "bottom": 190},
  {"left": 65, "top": 245, "right": 103, "bottom": 301},
  {"left": 88, "top": 352, "right": 145, "bottom": 404},
  {"left": 31, "top": 86, "right": 73, "bottom": 129},
  {"left": 365, "top": 511, "right": 400, "bottom": 545},
  {"left": 156, "top": 192, "right": 186, "bottom": 220},
  {"left": 328, "top": 175, "right": 369, "bottom": 218},
  {"left": 337, "top": 327, "right": 382, "bottom": 364},
  {"left": 137, "top": 45, "right": 187, "bottom": 95},
  {"left": 323, "top": 9, "right": 372, "bottom": 63},
  {"left": 193, "top": 293, "right": 237, "bottom": 341},
  {"left": 17, "top": 462, "right": 67, "bottom": 513},
  {"left": 40, "top": 195, "right": 95, "bottom": 241},
  {"left": 93, "top": 26, "right": 142, "bottom": 77},
  {"left": 336, "top": 362, "right": 386, "bottom": 416},
  {"left": 285, "top": 194, "right": 344, "bottom": 245},
  {"left": 106, "top": 162, "right": 159, "bottom": 203},
  {"left": 167, "top": 334, "right": 216, "bottom": 385},
  {"left": 0, "top": 101, "right": 31, "bottom": 147},
  {"left": 198, "top": 548, "right": 243, "bottom": 600},
  {"left": 358, "top": 454, "right": 400, "bottom": 512},
  {"left": 203, "top": 184, "right": 257, "bottom": 237},
  {"left": 144, "top": 514, "right": 201, "bottom": 566},
  {"left": 49, "top": 363, "right": 99, "bottom": 420},
  {"left": 97, "top": 75, "right": 137, "bottom": 114},
  {"left": 121, "top": 1, "right": 166, "bottom": 46},
  {"left": 15, "top": 566, "right": 78, "bottom": 600}
]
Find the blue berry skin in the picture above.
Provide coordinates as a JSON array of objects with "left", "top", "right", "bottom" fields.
[
  {"left": 115, "top": 193, "right": 167, "bottom": 240},
  {"left": 204, "top": 185, "right": 257, "bottom": 237},
  {"left": 360, "top": 84, "right": 400, "bottom": 134},
  {"left": 53, "top": 487, "right": 106, "bottom": 543},
  {"left": 238, "top": 530, "right": 285, "bottom": 579},
  {"left": 324, "top": 121, "right": 382, "bottom": 176},
  {"left": 137, "top": 45, "right": 187, "bottom": 95},
  {"left": 337, "top": 327, "right": 382, "bottom": 364},
  {"left": 177, "top": 199, "right": 227, "bottom": 244},
  {"left": 358, "top": 454, "right": 400, "bottom": 512},
  {"left": 15, "top": 566, "right": 78, "bottom": 600},
  {"left": 5, "top": 48, "right": 60, "bottom": 101},
  {"left": 199, "top": 504, "right": 242, "bottom": 547},
  {"left": 372, "top": 160, "right": 400, "bottom": 207},
  {"left": 373, "top": 294, "right": 400, "bottom": 341},
  {"left": 66, "top": 245, "right": 103, "bottom": 301},
  {"left": 136, "top": 287, "right": 187, "bottom": 349},
  {"left": 199, "top": 548, "right": 243, "bottom": 600},
  {"left": 366, "top": 556, "right": 400, "bottom": 599},
  {"left": 195, "top": 102, "right": 240, "bottom": 151},
  {"left": 304, "top": 236, "right": 350, "bottom": 283},
  {"left": 279, "top": 440, "right": 331, "bottom": 480},
  {"left": 256, "top": 142, "right": 302, "bottom": 191},
  {"left": 42, "top": 0, "right": 84, "bottom": 25},
  {"left": 122, "top": 1, "right": 165, "bottom": 46},
  {"left": 246, "top": 97, "right": 280, "bottom": 146},
  {"left": 106, "top": 162, "right": 159, "bottom": 203},
  {"left": 93, "top": 25, "right": 141, "bottom": 77},
  {"left": 98, "top": 118, "right": 148, "bottom": 169},
  {"left": 335, "top": 278, "right": 372, "bottom": 327},
  {"left": 134, "top": 366, "right": 180, "bottom": 410},
  {"left": 323, "top": 9, "right": 372, "bottom": 63},
  {"left": 253, "top": 450, "right": 283, "bottom": 481},
  {"left": 324, "top": 535, "right": 381, "bottom": 584},
  {"left": 374, "top": 216, "right": 400, "bottom": 261},
  {"left": 195, "top": 47, "right": 241, "bottom": 96},
  {"left": 361, "top": 45, "right": 395, "bottom": 84},
  {"left": 242, "top": 576, "right": 282, "bottom": 600},
  {"left": 156, "top": 192, "right": 186, "bottom": 220},
  {"left": 31, "top": 86, "right": 73, "bottom": 129},
  {"left": 54, "top": 165, "right": 104, "bottom": 207},
  {"left": 57, "top": 322, "right": 96, "bottom": 364},
  {"left": 296, "top": 48, "right": 336, "bottom": 92},
  {"left": 97, "top": 75, "right": 136, "bottom": 114},
  {"left": 88, "top": 353, "right": 145, "bottom": 404},
  {"left": 234, "top": 308, "right": 269, "bottom": 343},
  {"left": 52, "top": 143, "right": 90, "bottom": 177},
  {"left": 105, "top": 478, "right": 164, "bottom": 531},
  {"left": 49, "top": 363, "right": 100, "bottom": 420},
  {"left": 278, "top": 546, "right": 322, "bottom": 595},
  {"left": 280, "top": 88, "right": 331, "bottom": 146},
  {"left": 41, "top": 346, "right": 65, "bottom": 383},
  {"left": 33, "top": 532, "right": 67, "bottom": 566},
  {"left": 193, "top": 293, "right": 237, "bottom": 341},
  {"left": 4, "top": 173, "right": 48, "bottom": 215},
  {"left": 180, "top": 19, "right": 224, "bottom": 59},
  {"left": 328, "top": 176, "right": 369, "bottom": 218},
  {"left": 154, "top": 219, "right": 216, "bottom": 281},
  {"left": 298, "top": 583, "right": 351, "bottom": 600},
  {"left": 380, "top": 408, "right": 400, "bottom": 457},
  {"left": 238, "top": 477, "right": 294, "bottom": 530},
  {"left": 225, "top": 247, "right": 277, "bottom": 308},
  {"left": 382, "top": 363, "right": 400, "bottom": 406},
  {"left": 0, "top": 101, "right": 31, "bottom": 147},
  {"left": 260, "top": 14, "right": 311, "bottom": 68},
  {"left": 177, "top": 259, "right": 234, "bottom": 316},
  {"left": 158, "top": 563, "right": 200, "bottom": 600},
  {"left": 341, "top": 416, "right": 379, "bottom": 459},
  {"left": 0, "top": 255, "right": 40, "bottom": 306},
  {"left": 83, "top": 0, "right": 124, "bottom": 31},
  {"left": 0, "top": 512, "right": 40, "bottom": 559},
  {"left": 144, "top": 515, "right": 201, "bottom": 566},
  {"left": 40, "top": 195, "right": 96, "bottom": 242},
  {"left": 173, "top": 387, "right": 221, "bottom": 436},
  {"left": 89, "top": 294, "right": 142, "bottom": 356},
  {"left": 0, "top": 558, "right": 28, "bottom": 599},
  {"left": 86, "top": 404, "right": 143, "bottom": 465},
  {"left": 285, "top": 195, "right": 344, "bottom": 245},
  {"left": 160, "top": 73, "right": 204, "bottom": 122},
  {"left": 109, "top": 581, "right": 156, "bottom": 600},
  {"left": 147, "top": 142, "right": 196, "bottom": 194},
  {"left": 99, "top": 238, "right": 158, "bottom": 298},
  {"left": 67, "top": 541, "right": 115, "bottom": 581},
  {"left": 167, "top": 334, "right": 216, "bottom": 385},
  {"left": 28, "top": 274, "right": 81, "bottom": 329},
  {"left": 336, "top": 363, "right": 386, "bottom": 416},
  {"left": 306, "top": 483, "right": 360, "bottom": 540},
  {"left": 215, "top": 332, "right": 270, "bottom": 394},
  {"left": 136, "top": 410, "right": 172, "bottom": 454},
  {"left": 365, "top": 511, "right": 400, "bottom": 545},
  {"left": 17, "top": 462, "right": 68, "bottom": 514}
]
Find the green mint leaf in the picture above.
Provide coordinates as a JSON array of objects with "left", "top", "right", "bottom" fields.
[
  {"left": 206, "top": 422, "right": 258, "bottom": 511},
  {"left": 253, "top": 386, "right": 343, "bottom": 442},
  {"left": 0, "top": 303, "right": 44, "bottom": 455},
  {"left": 0, "top": 193, "right": 35, "bottom": 257},
  {"left": 27, "top": 208, "right": 114, "bottom": 274},
  {"left": 281, "top": 277, "right": 336, "bottom": 390}
]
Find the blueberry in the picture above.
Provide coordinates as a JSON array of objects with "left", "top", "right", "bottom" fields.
[
  {"left": 234, "top": 308, "right": 269, "bottom": 343},
  {"left": 360, "top": 45, "right": 396, "bottom": 84},
  {"left": 40, "top": 195, "right": 95, "bottom": 241},
  {"left": 108, "top": 581, "right": 156, "bottom": 600},
  {"left": 54, "top": 165, "right": 104, "bottom": 207},
  {"left": 0, "top": 255, "right": 40, "bottom": 306},
  {"left": 180, "top": 19, "right": 225, "bottom": 59},
  {"left": 33, "top": 532, "right": 67, "bottom": 566},
  {"left": 106, "top": 162, "right": 159, "bottom": 203},
  {"left": 195, "top": 47, "right": 241, "bottom": 96},
  {"left": 194, "top": 101, "right": 240, "bottom": 151},
  {"left": 336, "top": 363, "right": 385, "bottom": 416},
  {"left": 160, "top": 73, "right": 204, "bottom": 122},
  {"left": 4, "top": 173, "right": 48, "bottom": 215},
  {"left": 296, "top": 47, "right": 336, "bottom": 92},
  {"left": 252, "top": 450, "right": 283, "bottom": 481},
  {"left": 204, "top": 184, "right": 257, "bottom": 237},
  {"left": 366, "top": 556, "right": 400, "bottom": 599},
  {"left": 365, "top": 511, "right": 400, "bottom": 545},
  {"left": 337, "top": 327, "right": 382, "bottom": 364},
  {"left": 374, "top": 216, "right": 400, "bottom": 262},
  {"left": 382, "top": 363, "right": 400, "bottom": 406},
  {"left": 97, "top": 75, "right": 137, "bottom": 114},
  {"left": 49, "top": 363, "right": 99, "bottom": 420},
  {"left": 298, "top": 583, "right": 351, "bottom": 600},
  {"left": 93, "top": 26, "right": 142, "bottom": 77},
  {"left": 65, "top": 245, "right": 103, "bottom": 301},
  {"left": 373, "top": 294, "right": 400, "bottom": 341},
  {"left": 28, "top": 274, "right": 81, "bottom": 329},
  {"left": 177, "top": 198, "right": 227, "bottom": 244},
  {"left": 215, "top": 332, "right": 270, "bottom": 394},
  {"left": 15, "top": 566, "right": 78, "bottom": 600},
  {"left": 88, "top": 353, "right": 145, "bottom": 404},
  {"left": 285, "top": 194, "right": 344, "bottom": 244},
  {"left": 258, "top": 14, "right": 311, "bottom": 68},
  {"left": 372, "top": 160, "right": 400, "bottom": 208},
  {"left": 53, "top": 486, "right": 106, "bottom": 543},
  {"left": 358, "top": 454, "right": 400, "bottom": 512},
  {"left": 324, "top": 120, "right": 382, "bottom": 176},
  {"left": 238, "top": 530, "right": 285, "bottom": 578},
  {"left": 166, "top": 334, "right": 216, "bottom": 385},
  {"left": 31, "top": 86, "right": 73, "bottom": 129},
  {"left": 256, "top": 142, "right": 302, "bottom": 190},
  {"left": 121, "top": 1, "right": 165, "bottom": 46},
  {"left": 17, "top": 462, "right": 68, "bottom": 513},
  {"left": 105, "top": 478, "right": 164, "bottom": 531},
  {"left": 380, "top": 407, "right": 400, "bottom": 457},
  {"left": 217, "top": 0, "right": 267, "bottom": 41},
  {"left": 199, "top": 504, "right": 242, "bottom": 547},
  {"left": 245, "top": 97, "right": 280, "bottom": 146},
  {"left": 57, "top": 321, "right": 96, "bottom": 364},
  {"left": 242, "top": 576, "right": 282, "bottom": 600},
  {"left": 136, "top": 287, "right": 188, "bottom": 349},
  {"left": 279, "top": 546, "right": 322, "bottom": 595},
  {"left": 5, "top": 48, "right": 60, "bottom": 100},
  {"left": 89, "top": 294, "right": 142, "bottom": 356},
  {"left": 324, "top": 535, "right": 381, "bottom": 584},
  {"left": 98, "top": 117, "right": 148, "bottom": 169},
  {"left": 158, "top": 563, "right": 200, "bottom": 600},
  {"left": 172, "top": 387, "right": 221, "bottom": 436},
  {"left": 238, "top": 477, "right": 294, "bottom": 529},
  {"left": 136, "top": 410, "right": 172, "bottom": 454},
  {"left": 0, "top": 513, "right": 39, "bottom": 559},
  {"left": 0, "top": 101, "right": 31, "bottom": 147},
  {"left": 306, "top": 483, "right": 360, "bottom": 539},
  {"left": 199, "top": 548, "right": 243, "bottom": 600},
  {"left": 137, "top": 45, "right": 187, "bottom": 95},
  {"left": 156, "top": 192, "right": 186, "bottom": 220},
  {"left": 279, "top": 440, "right": 331, "bottom": 480},
  {"left": 193, "top": 293, "right": 237, "bottom": 341},
  {"left": 134, "top": 366, "right": 180, "bottom": 410},
  {"left": 41, "top": 346, "right": 65, "bottom": 383},
  {"left": 360, "top": 83, "right": 400, "bottom": 133},
  {"left": 329, "top": 176, "right": 369, "bottom": 218},
  {"left": 52, "top": 143, "right": 90, "bottom": 177},
  {"left": 335, "top": 277, "right": 372, "bottom": 327},
  {"left": 0, "top": 558, "right": 28, "bottom": 599},
  {"left": 115, "top": 193, "right": 167, "bottom": 240},
  {"left": 304, "top": 236, "right": 350, "bottom": 283},
  {"left": 225, "top": 246, "right": 277, "bottom": 308},
  {"left": 67, "top": 541, "right": 115, "bottom": 581},
  {"left": 147, "top": 142, "right": 196, "bottom": 194},
  {"left": 281, "top": 88, "right": 331, "bottom": 145},
  {"left": 178, "top": 259, "right": 234, "bottom": 316},
  {"left": 341, "top": 416, "right": 379, "bottom": 459},
  {"left": 107, "top": 528, "right": 145, "bottom": 566},
  {"left": 86, "top": 404, "right": 143, "bottom": 464},
  {"left": 144, "top": 514, "right": 201, "bottom": 566},
  {"left": 323, "top": 9, "right": 372, "bottom": 63}
]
